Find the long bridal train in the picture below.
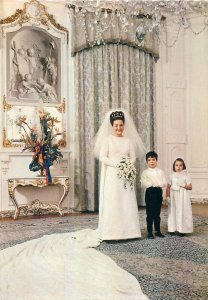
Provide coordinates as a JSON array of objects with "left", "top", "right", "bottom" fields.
[{"left": 0, "top": 229, "right": 149, "bottom": 300}]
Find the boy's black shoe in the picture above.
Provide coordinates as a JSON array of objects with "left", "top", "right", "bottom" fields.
[
  {"left": 147, "top": 233, "right": 154, "bottom": 239},
  {"left": 155, "top": 232, "right": 165, "bottom": 238},
  {"left": 168, "top": 232, "right": 176, "bottom": 236},
  {"left": 178, "top": 233, "right": 185, "bottom": 237}
]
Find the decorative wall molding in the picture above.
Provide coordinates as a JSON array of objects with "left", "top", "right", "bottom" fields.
[
  {"left": 0, "top": 0, "right": 68, "bottom": 34},
  {"left": 191, "top": 198, "right": 208, "bottom": 204},
  {"left": 57, "top": 98, "right": 66, "bottom": 113},
  {"left": 3, "top": 95, "right": 13, "bottom": 112},
  {"left": 2, "top": 128, "right": 22, "bottom": 148}
]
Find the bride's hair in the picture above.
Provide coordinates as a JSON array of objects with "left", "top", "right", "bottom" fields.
[
  {"left": 93, "top": 108, "right": 145, "bottom": 159},
  {"left": 110, "top": 111, "right": 125, "bottom": 126}
]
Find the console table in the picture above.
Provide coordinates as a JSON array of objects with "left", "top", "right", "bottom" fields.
[{"left": 8, "top": 176, "right": 70, "bottom": 220}]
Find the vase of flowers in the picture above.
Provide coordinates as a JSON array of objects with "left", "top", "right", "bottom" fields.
[{"left": 16, "top": 109, "right": 63, "bottom": 183}]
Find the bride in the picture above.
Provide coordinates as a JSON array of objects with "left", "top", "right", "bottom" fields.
[
  {"left": 94, "top": 109, "right": 145, "bottom": 241},
  {"left": 0, "top": 109, "right": 148, "bottom": 300}
]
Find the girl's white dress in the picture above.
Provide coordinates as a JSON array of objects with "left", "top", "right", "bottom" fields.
[
  {"left": 0, "top": 229, "right": 149, "bottom": 300},
  {"left": 168, "top": 170, "right": 193, "bottom": 233},
  {"left": 98, "top": 135, "right": 141, "bottom": 240}
]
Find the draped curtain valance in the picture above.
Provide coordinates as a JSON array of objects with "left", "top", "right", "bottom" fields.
[{"left": 70, "top": 9, "right": 159, "bottom": 59}]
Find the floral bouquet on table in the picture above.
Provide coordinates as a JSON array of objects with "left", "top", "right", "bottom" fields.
[
  {"left": 116, "top": 157, "right": 137, "bottom": 190},
  {"left": 16, "top": 110, "right": 63, "bottom": 183}
]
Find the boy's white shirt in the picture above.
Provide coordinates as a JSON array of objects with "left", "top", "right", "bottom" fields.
[{"left": 141, "top": 167, "right": 167, "bottom": 188}]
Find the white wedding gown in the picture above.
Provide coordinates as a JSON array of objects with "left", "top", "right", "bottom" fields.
[
  {"left": 98, "top": 135, "right": 141, "bottom": 240},
  {"left": 0, "top": 229, "right": 149, "bottom": 300}
]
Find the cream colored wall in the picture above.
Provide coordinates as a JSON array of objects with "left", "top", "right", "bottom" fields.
[{"left": 156, "top": 17, "right": 208, "bottom": 203}]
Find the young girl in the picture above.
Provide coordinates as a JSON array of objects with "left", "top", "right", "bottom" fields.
[{"left": 166, "top": 158, "right": 193, "bottom": 236}]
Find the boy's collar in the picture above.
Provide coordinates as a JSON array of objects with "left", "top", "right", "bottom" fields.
[{"left": 148, "top": 166, "right": 158, "bottom": 170}]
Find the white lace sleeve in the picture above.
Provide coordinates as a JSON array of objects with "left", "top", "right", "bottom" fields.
[
  {"left": 99, "top": 137, "right": 117, "bottom": 167},
  {"left": 129, "top": 139, "right": 136, "bottom": 164}
]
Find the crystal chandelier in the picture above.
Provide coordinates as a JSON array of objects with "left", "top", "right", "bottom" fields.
[{"left": 66, "top": 1, "right": 208, "bottom": 48}]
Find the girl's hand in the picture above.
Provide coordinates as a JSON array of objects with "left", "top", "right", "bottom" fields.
[
  {"left": 166, "top": 184, "right": 171, "bottom": 197},
  {"left": 184, "top": 183, "right": 192, "bottom": 190}
]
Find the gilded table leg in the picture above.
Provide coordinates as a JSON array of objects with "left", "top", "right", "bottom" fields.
[
  {"left": 57, "top": 181, "right": 70, "bottom": 216},
  {"left": 9, "top": 187, "right": 20, "bottom": 220},
  {"left": 8, "top": 180, "right": 20, "bottom": 220}
]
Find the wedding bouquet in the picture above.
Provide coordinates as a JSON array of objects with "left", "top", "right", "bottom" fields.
[{"left": 117, "top": 157, "right": 136, "bottom": 190}]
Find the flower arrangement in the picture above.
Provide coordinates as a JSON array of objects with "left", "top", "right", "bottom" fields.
[
  {"left": 116, "top": 157, "right": 136, "bottom": 190},
  {"left": 16, "top": 109, "right": 63, "bottom": 183}
]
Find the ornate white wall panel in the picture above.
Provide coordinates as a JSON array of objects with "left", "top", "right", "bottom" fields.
[
  {"left": 189, "top": 106, "right": 208, "bottom": 169},
  {"left": 165, "top": 26, "right": 186, "bottom": 89},
  {"left": 168, "top": 144, "right": 186, "bottom": 168},
  {"left": 166, "top": 89, "right": 186, "bottom": 143},
  {"left": 157, "top": 16, "right": 208, "bottom": 202},
  {"left": 190, "top": 176, "right": 208, "bottom": 202},
  {"left": 184, "top": 19, "right": 208, "bottom": 201},
  {"left": 186, "top": 30, "right": 208, "bottom": 170},
  {"left": 156, "top": 25, "right": 186, "bottom": 172}
]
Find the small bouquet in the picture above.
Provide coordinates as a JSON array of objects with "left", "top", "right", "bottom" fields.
[
  {"left": 117, "top": 157, "right": 136, "bottom": 190},
  {"left": 163, "top": 197, "right": 170, "bottom": 206}
]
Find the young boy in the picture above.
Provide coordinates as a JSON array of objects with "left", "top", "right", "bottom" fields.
[{"left": 141, "top": 151, "right": 167, "bottom": 239}]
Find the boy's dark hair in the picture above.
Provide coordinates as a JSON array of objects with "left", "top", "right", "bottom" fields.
[
  {"left": 146, "top": 151, "right": 158, "bottom": 161},
  {"left": 173, "top": 158, "right": 186, "bottom": 172}
]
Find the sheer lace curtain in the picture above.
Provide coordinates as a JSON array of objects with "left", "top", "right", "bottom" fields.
[{"left": 74, "top": 44, "right": 156, "bottom": 211}]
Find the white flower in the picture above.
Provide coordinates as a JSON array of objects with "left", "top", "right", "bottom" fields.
[{"left": 116, "top": 157, "right": 136, "bottom": 190}]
